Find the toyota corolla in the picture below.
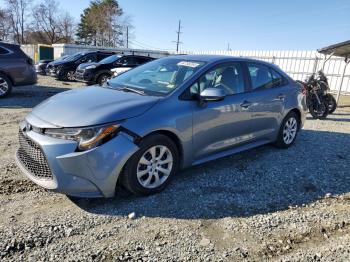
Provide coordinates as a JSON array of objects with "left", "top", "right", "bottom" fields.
[{"left": 16, "top": 55, "right": 307, "bottom": 198}]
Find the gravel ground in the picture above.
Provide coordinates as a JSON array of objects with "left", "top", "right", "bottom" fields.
[{"left": 0, "top": 76, "right": 349, "bottom": 261}]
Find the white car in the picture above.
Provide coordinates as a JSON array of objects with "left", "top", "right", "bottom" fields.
[{"left": 111, "top": 67, "right": 132, "bottom": 77}]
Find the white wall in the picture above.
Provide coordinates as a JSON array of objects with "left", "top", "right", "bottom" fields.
[
  {"left": 52, "top": 44, "right": 171, "bottom": 59},
  {"left": 183, "top": 50, "right": 350, "bottom": 93}
]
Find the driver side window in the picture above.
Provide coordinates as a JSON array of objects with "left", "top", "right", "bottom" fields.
[
  {"left": 79, "top": 54, "right": 95, "bottom": 63},
  {"left": 190, "top": 62, "right": 245, "bottom": 96}
]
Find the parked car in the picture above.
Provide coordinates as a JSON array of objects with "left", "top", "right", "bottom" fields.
[
  {"left": 35, "top": 59, "right": 53, "bottom": 75},
  {"left": 16, "top": 55, "right": 307, "bottom": 198},
  {"left": 35, "top": 55, "right": 70, "bottom": 75},
  {"left": 46, "top": 51, "right": 115, "bottom": 81},
  {"left": 111, "top": 67, "right": 132, "bottom": 77},
  {"left": 0, "top": 42, "right": 37, "bottom": 98},
  {"left": 75, "top": 54, "right": 154, "bottom": 85}
]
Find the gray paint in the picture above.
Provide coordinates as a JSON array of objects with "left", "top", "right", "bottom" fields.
[{"left": 16, "top": 55, "right": 307, "bottom": 197}]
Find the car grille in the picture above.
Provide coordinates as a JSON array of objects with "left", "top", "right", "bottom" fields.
[{"left": 17, "top": 130, "right": 53, "bottom": 180}]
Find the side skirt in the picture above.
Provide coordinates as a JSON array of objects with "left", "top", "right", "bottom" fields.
[{"left": 192, "top": 139, "right": 271, "bottom": 166}]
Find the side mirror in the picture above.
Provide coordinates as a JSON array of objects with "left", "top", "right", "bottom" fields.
[{"left": 200, "top": 88, "right": 226, "bottom": 102}]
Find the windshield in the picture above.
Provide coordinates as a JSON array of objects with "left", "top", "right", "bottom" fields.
[
  {"left": 64, "top": 52, "right": 84, "bottom": 62},
  {"left": 99, "top": 54, "right": 121, "bottom": 64},
  {"left": 108, "top": 57, "right": 205, "bottom": 96}
]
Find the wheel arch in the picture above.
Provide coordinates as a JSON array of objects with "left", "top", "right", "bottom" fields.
[
  {"left": 96, "top": 71, "right": 112, "bottom": 81},
  {"left": 142, "top": 130, "right": 184, "bottom": 168},
  {"left": 0, "top": 70, "right": 14, "bottom": 85},
  {"left": 288, "top": 108, "right": 302, "bottom": 130}
]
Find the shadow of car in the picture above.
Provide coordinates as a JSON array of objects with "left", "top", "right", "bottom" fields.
[{"left": 70, "top": 128, "right": 350, "bottom": 219}]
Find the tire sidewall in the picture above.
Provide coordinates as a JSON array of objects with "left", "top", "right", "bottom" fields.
[
  {"left": 327, "top": 94, "right": 337, "bottom": 114},
  {"left": 97, "top": 74, "right": 110, "bottom": 86},
  {"left": 122, "top": 134, "right": 179, "bottom": 195},
  {"left": 0, "top": 73, "right": 12, "bottom": 98}
]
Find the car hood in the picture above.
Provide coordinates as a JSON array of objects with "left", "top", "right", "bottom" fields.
[
  {"left": 29, "top": 86, "right": 160, "bottom": 127},
  {"left": 48, "top": 60, "right": 73, "bottom": 67},
  {"left": 78, "top": 62, "right": 100, "bottom": 69}
]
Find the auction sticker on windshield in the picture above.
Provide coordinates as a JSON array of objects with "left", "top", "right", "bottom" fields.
[{"left": 177, "top": 61, "right": 201, "bottom": 68}]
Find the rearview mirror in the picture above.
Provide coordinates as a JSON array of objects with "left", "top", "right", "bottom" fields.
[{"left": 200, "top": 88, "right": 226, "bottom": 102}]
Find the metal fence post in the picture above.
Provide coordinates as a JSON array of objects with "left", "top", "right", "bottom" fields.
[
  {"left": 272, "top": 56, "right": 276, "bottom": 64},
  {"left": 336, "top": 59, "right": 350, "bottom": 103},
  {"left": 312, "top": 56, "right": 319, "bottom": 73}
]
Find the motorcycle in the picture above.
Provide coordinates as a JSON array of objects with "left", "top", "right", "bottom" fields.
[
  {"left": 297, "top": 74, "right": 329, "bottom": 119},
  {"left": 315, "top": 70, "right": 337, "bottom": 114}
]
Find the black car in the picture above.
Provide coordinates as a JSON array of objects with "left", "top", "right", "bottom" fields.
[
  {"left": 75, "top": 54, "right": 154, "bottom": 85},
  {"left": 46, "top": 51, "right": 115, "bottom": 81},
  {"left": 0, "top": 42, "right": 37, "bottom": 98},
  {"left": 35, "top": 59, "right": 53, "bottom": 75}
]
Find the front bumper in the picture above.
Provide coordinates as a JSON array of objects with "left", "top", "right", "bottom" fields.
[
  {"left": 35, "top": 65, "right": 46, "bottom": 75},
  {"left": 45, "top": 68, "right": 58, "bottom": 77},
  {"left": 75, "top": 70, "right": 94, "bottom": 83},
  {"left": 15, "top": 127, "right": 139, "bottom": 198}
]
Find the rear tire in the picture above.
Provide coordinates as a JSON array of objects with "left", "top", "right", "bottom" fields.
[
  {"left": 0, "top": 73, "right": 12, "bottom": 98},
  {"left": 274, "top": 111, "right": 299, "bottom": 148},
  {"left": 120, "top": 134, "right": 179, "bottom": 196}
]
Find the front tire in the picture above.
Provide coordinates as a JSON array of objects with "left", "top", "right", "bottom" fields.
[
  {"left": 120, "top": 134, "right": 179, "bottom": 196},
  {"left": 326, "top": 94, "right": 337, "bottom": 114},
  {"left": 308, "top": 96, "right": 329, "bottom": 119},
  {"left": 275, "top": 111, "right": 299, "bottom": 148},
  {"left": 97, "top": 73, "right": 110, "bottom": 86},
  {"left": 0, "top": 73, "right": 12, "bottom": 98}
]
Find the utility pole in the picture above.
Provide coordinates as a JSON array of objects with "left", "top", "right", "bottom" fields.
[
  {"left": 227, "top": 43, "right": 231, "bottom": 51},
  {"left": 126, "top": 26, "right": 129, "bottom": 49},
  {"left": 173, "top": 20, "right": 183, "bottom": 53}
]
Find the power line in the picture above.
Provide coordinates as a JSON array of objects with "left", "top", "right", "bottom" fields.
[{"left": 172, "top": 20, "right": 183, "bottom": 53}]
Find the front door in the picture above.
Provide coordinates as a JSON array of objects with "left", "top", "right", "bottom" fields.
[{"left": 191, "top": 62, "right": 255, "bottom": 160}]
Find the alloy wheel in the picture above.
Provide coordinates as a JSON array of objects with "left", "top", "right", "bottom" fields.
[
  {"left": 0, "top": 76, "right": 9, "bottom": 96},
  {"left": 67, "top": 71, "right": 75, "bottom": 81},
  {"left": 283, "top": 117, "right": 297, "bottom": 144},
  {"left": 136, "top": 145, "right": 173, "bottom": 189}
]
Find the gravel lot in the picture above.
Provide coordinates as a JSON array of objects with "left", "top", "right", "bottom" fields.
[{"left": 0, "top": 76, "right": 349, "bottom": 261}]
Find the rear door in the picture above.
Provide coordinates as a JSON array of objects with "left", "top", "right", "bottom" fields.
[
  {"left": 242, "top": 62, "right": 288, "bottom": 140},
  {"left": 0, "top": 44, "right": 35, "bottom": 85}
]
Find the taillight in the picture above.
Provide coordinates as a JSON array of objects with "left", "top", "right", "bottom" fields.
[{"left": 301, "top": 84, "right": 307, "bottom": 96}]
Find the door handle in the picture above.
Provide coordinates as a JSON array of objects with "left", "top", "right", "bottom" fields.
[
  {"left": 277, "top": 94, "right": 286, "bottom": 100},
  {"left": 240, "top": 100, "right": 252, "bottom": 108}
]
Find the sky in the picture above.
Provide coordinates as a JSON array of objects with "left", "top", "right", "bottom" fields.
[{"left": 1, "top": 0, "right": 350, "bottom": 51}]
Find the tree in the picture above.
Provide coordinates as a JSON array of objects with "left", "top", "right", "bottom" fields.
[
  {"left": 0, "top": 8, "right": 11, "bottom": 41},
  {"left": 5, "top": 0, "right": 29, "bottom": 44},
  {"left": 31, "top": 0, "right": 75, "bottom": 44},
  {"left": 76, "top": 0, "right": 126, "bottom": 47}
]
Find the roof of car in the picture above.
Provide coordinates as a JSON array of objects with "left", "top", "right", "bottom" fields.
[
  {"left": 170, "top": 54, "right": 272, "bottom": 64},
  {"left": 0, "top": 42, "right": 20, "bottom": 48}
]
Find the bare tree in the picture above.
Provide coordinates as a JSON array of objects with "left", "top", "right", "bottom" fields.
[
  {"left": 59, "top": 12, "right": 76, "bottom": 43},
  {"left": 0, "top": 8, "right": 11, "bottom": 41},
  {"left": 5, "top": 0, "right": 29, "bottom": 44},
  {"left": 32, "top": 0, "right": 63, "bottom": 44}
]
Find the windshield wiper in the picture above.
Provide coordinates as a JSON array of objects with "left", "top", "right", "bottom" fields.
[{"left": 117, "top": 86, "right": 146, "bottom": 96}]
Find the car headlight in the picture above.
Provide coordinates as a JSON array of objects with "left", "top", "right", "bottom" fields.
[
  {"left": 86, "top": 65, "right": 97, "bottom": 69},
  {"left": 44, "top": 124, "right": 120, "bottom": 151}
]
